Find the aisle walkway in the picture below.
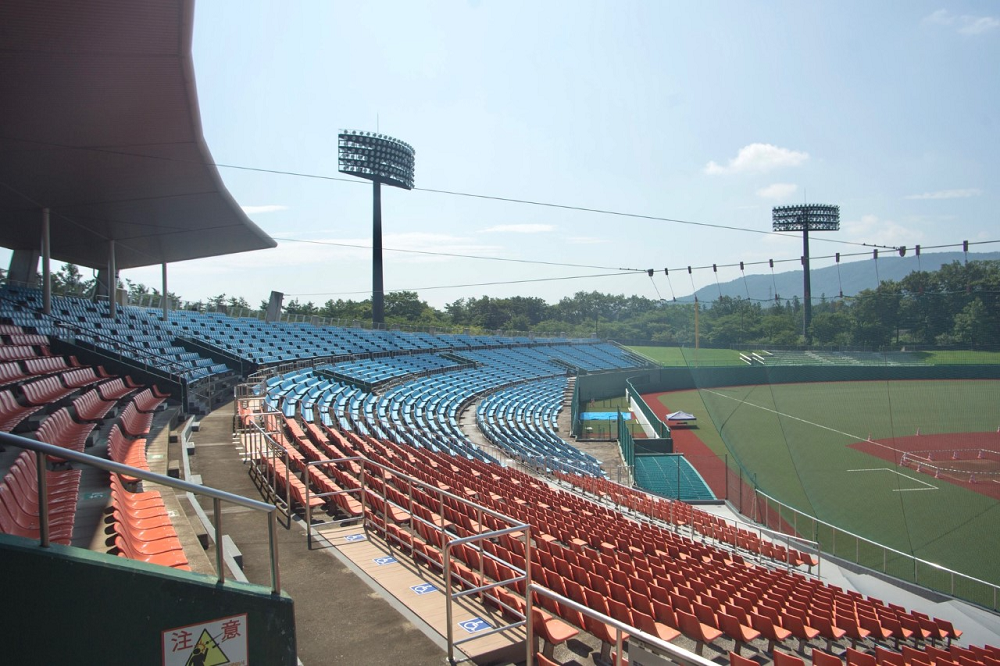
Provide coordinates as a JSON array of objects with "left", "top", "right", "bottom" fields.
[{"left": 185, "top": 403, "right": 447, "bottom": 666}]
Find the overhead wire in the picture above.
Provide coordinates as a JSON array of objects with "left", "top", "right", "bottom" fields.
[
  {"left": 2, "top": 136, "right": 913, "bottom": 251},
  {"left": 286, "top": 270, "right": 638, "bottom": 297},
  {"left": 4, "top": 137, "right": 999, "bottom": 303}
]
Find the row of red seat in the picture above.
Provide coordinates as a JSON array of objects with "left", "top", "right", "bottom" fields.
[
  {"left": 0, "top": 388, "right": 43, "bottom": 431},
  {"left": 0, "top": 451, "right": 80, "bottom": 545},
  {"left": 4, "top": 333, "right": 50, "bottom": 348},
  {"left": 71, "top": 388, "right": 116, "bottom": 421},
  {"left": 400, "top": 439, "right": 973, "bottom": 654},
  {"left": 260, "top": 417, "right": 983, "bottom": 665},
  {"left": 118, "top": 401, "right": 153, "bottom": 438},
  {"left": 556, "top": 470, "right": 818, "bottom": 571},
  {"left": 730, "top": 642, "right": 1000, "bottom": 666},
  {"left": 0, "top": 344, "right": 49, "bottom": 362},
  {"left": 107, "top": 425, "right": 149, "bottom": 484},
  {"left": 35, "top": 407, "right": 97, "bottom": 461},
  {"left": 109, "top": 474, "right": 190, "bottom": 569}
]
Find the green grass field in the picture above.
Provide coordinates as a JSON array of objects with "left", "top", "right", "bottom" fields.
[
  {"left": 629, "top": 346, "right": 747, "bottom": 367},
  {"left": 915, "top": 350, "right": 1000, "bottom": 365},
  {"left": 650, "top": 380, "right": 1000, "bottom": 598}
]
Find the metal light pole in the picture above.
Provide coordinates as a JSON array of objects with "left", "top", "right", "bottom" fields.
[
  {"left": 772, "top": 204, "right": 840, "bottom": 344},
  {"left": 338, "top": 130, "right": 415, "bottom": 328}
]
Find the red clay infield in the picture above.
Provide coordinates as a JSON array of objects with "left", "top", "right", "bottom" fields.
[
  {"left": 641, "top": 391, "right": 728, "bottom": 497},
  {"left": 850, "top": 432, "right": 1000, "bottom": 501}
]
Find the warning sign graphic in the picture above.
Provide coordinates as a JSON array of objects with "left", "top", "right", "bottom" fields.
[{"left": 162, "top": 614, "right": 248, "bottom": 666}]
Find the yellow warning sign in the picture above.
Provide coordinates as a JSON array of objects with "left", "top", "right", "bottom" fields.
[
  {"left": 162, "top": 614, "right": 248, "bottom": 666},
  {"left": 185, "top": 628, "right": 229, "bottom": 666}
]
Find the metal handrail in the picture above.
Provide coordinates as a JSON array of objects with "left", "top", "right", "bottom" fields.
[
  {"left": 525, "top": 584, "right": 717, "bottom": 666},
  {"left": 0, "top": 431, "right": 282, "bottom": 595},
  {"left": 556, "top": 473, "right": 821, "bottom": 577},
  {"left": 755, "top": 488, "right": 1000, "bottom": 609}
]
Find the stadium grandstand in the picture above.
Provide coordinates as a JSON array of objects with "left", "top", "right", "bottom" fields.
[{"left": 2, "top": 1, "right": 999, "bottom": 665}]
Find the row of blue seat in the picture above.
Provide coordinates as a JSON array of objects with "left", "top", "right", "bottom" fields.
[
  {"left": 477, "top": 378, "right": 603, "bottom": 476},
  {"left": 0, "top": 289, "right": 232, "bottom": 383},
  {"left": 260, "top": 339, "right": 645, "bottom": 474}
]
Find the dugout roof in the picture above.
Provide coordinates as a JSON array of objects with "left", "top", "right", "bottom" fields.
[{"left": 0, "top": 0, "right": 277, "bottom": 271}]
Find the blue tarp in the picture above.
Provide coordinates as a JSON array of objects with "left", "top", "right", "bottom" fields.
[{"left": 581, "top": 411, "right": 634, "bottom": 421}]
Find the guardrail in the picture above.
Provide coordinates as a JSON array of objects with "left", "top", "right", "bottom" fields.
[
  {"left": 235, "top": 415, "right": 724, "bottom": 665},
  {"left": 295, "top": 452, "right": 532, "bottom": 664},
  {"left": 0, "top": 431, "right": 282, "bottom": 594},
  {"left": 554, "top": 473, "right": 821, "bottom": 577},
  {"left": 753, "top": 489, "right": 1000, "bottom": 610}
]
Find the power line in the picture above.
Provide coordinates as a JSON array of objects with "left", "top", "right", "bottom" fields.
[
  {"left": 271, "top": 237, "right": 646, "bottom": 273},
  {"left": 413, "top": 185, "right": 893, "bottom": 249},
  {"left": 286, "top": 270, "right": 638, "bottom": 298},
  {"left": 3, "top": 136, "right": 906, "bottom": 250}
]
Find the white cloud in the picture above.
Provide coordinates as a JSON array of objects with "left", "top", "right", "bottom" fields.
[
  {"left": 904, "top": 188, "right": 982, "bottom": 200},
  {"left": 756, "top": 183, "right": 799, "bottom": 200},
  {"left": 923, "top": 9, "right": 999, "bottom": 35},
  {"left": 924, "top": 9, "right": 953, "bottom": 25},
  {"left": 478, "top": 224, "right": 555, "bottom": 234},
  {"left": 842, "top": 214, "right": 925, "bottom": 249},
  {"left": 704, "top": 143, "right": 809, "bottom": 175},
  {"left": 241, "top": 204, "right": 288, "bottom": 214}
]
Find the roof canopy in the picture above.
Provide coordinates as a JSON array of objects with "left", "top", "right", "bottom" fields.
[{"left": 0, "top": 0, "right": 276, "bottom": 270}]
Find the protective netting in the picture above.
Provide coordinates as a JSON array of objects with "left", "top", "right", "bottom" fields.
[{"left": 674, "top": 345, "right": 1000, "bottom": 607}]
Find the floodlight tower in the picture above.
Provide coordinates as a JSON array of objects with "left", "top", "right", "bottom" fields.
[
  {"left": 772, "top": 204, "right": 840, "bottom": 344},
  {"left": 338, "top": 130, "right": 416, "bottom": 327}
]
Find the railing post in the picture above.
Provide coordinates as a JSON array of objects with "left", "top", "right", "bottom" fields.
[
  {"left": 445, "top": 537, "right": 454, "bottom": 664},
  {"left": 525, "top": 532, "right": 535, "bottom": 665},
  {"left": 381, "top": 469, "right": 390, "bottom": 552},
  {"left": 35, "top": 451, "right": 50, "bottom": 548},
  {"left": 214, "top": 497, "right": 224, "bottom": 584},
  {"left": 269, "top": 509, "right": 281, "bottom": 595},
  {"left": 306, "top": 463, "right": 313, "bottom": 548},
  {"left": 360, "top": 465, "right": 368, "bottom": 536}
]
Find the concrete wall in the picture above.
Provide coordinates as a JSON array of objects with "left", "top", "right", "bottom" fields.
[{"left": 2, "top": 534, "right": 296, "bottom": 664}]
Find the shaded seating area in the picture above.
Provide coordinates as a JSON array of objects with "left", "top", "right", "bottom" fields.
[{"left": 0, "top": 325, "right": 194, "bottom": 571}]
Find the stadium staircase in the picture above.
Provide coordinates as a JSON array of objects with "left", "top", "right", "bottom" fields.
[{"left": 634, "top": 454, "right": 716, "bottom": 502}]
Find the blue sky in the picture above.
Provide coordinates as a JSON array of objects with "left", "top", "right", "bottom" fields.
[{"left": 90, "top": 2, "right": 1000, "bottom": 307}]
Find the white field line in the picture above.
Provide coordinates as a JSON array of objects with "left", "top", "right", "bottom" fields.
[
  {"left": 846, "top": 467, "right": 937, "bottom": 490},
  {"left": 700, "top": 388, "right": 907, "bottom": 455},
  {"left": 701, "top": 388, "right": 941, "bottom": 491}
]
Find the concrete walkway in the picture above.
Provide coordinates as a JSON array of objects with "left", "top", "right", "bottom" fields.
[{"left": 184, "top": 404, "right": 447, "bottom": 666}]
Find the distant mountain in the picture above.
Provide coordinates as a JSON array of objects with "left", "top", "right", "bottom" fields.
[{"left": 679, "top": 251, "right": 1000, "bottom": 304}]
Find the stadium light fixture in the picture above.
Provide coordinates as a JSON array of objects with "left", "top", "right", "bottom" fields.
[
  {"left": 772, "top": 204, "right": 841, "bottom": 344},
  {"left": 338, "top": 130, "right": 416, "bottom": 326}
]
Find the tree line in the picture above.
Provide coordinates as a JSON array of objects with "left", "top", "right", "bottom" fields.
[{"left": 17, "top": 260, "right": 1000, "bottom": 348}]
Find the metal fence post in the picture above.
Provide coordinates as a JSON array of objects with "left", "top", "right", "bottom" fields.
[
  {"left": 214, "top": 497, "right": 224, "bottom": 584},
  {"left": 35, "top": 450, "right": 49, "bottom": 548}
]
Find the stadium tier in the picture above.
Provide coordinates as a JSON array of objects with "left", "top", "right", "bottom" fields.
[
  {"left": 237, "top": 406, "right": 990, "bottom": 664},
  {"left": 758, "top": 350, "right": 929, "bottom": 367},
  {"left": 477, "top": 377, "right": 603, "bottom": 475},
  {"left": 5, "top": 293, "right": 999, "bottom": 663},
  {"left": 0, "top": 324, "right": 189, "bottom": 566}
]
